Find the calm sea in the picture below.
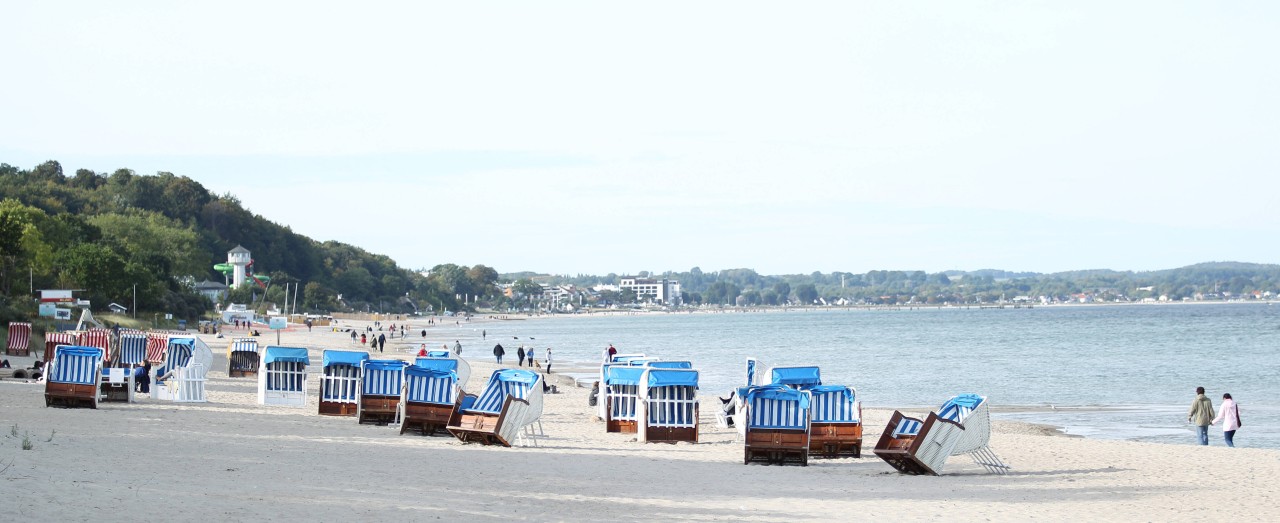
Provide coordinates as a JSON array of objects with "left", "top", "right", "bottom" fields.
[{"left": 461, "top": 303, "right": 1280, "bottom": 449}]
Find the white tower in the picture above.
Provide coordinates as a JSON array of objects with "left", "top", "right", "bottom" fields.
[{"left": 228, "top": 245, "right": 251, "bottom": 288}]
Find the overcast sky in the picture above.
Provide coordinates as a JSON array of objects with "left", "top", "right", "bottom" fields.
[{"left": 3, "top": 2, "right": 1277, "bottom": 276}]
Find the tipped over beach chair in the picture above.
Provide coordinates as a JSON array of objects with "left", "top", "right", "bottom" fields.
[
  {"left": 357, "top": 359, "right": 407, "bottom": 425},
  {"left": 808, "top": 385, "right": 862, "bottom": 458},
  {"left": 319, "top": 350, "right": 368, "bottom": 416},
  {"left": 602, "top": 365, "right": 645, "bottom": 433},
  {"left": 399, "top": 359, "right": 463, "bottom": 436},
  {"left": 259, "top": 346, "right": 310, "bottom": 407},
  {"left": 638, "top": 368, "right": 699, "bottom": 443},
  {"left": 228, "top": 337, "right": 261, "bottom": 378},
  {"left": 873, "top": 393, "right": 1009, "bottom": 475},
  {"left": 447, "top": 369, "right": 544, "bottom": 447},
  {"left": 153, "top": 337, "right": 212, "bottom": 402},
  {"left": 6, "top": 322, "right": 31, "bottom": 356},
  {"left": 742, "top": 385, "right": 811, "bottom": 466},
  {"left": 45, "top": 345, "right": 104, "bottom": 409}
]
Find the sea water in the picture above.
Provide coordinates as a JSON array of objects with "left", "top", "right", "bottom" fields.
[{"left": 468, "top": 303, "right": 1280, "bottom": 449}]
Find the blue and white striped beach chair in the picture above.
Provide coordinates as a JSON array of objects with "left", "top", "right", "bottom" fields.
[
  {"left": 319, "top": 350, "right": 368, "bottom": 416},
  {"left": 874, "top": 393, "right": 1008, "bottom": 475},
  {"left": 153, "top": 337, "right": 212, "bottom": 402},
  {"left": 227, "top": 337, "right": 260, "bottom": 378},
  {"left": 258, "top": 346, "right": 310, "bottom": 407},
  {"left": 807, "top": 385, "right": 862, "bottom": 458},
  {"left": 45, "top": 345, "right": 104, "bottom": 409},
  {"left": 603, "top": 365, "right": 646, "bottom": 433},
  {"left": 770, "top": 366, "right": 822, "bottom": 389},
  {"left": 448, "top": 369, "right": 544, "bottom": 447},
  {"left": 638, "top": 368, "right": 700, "bottom": 443},
  {"left": 742, "top": 385, "right": 811, "bottom": 466},
  {"left": 400, "top": 360, "right": 462, "bottom": 436},
  {"left": 357, "top": 359, "right": 407, "bottom": 425},
  {"left": 118, "top": 333, "right": 148, "bottom": 366}
]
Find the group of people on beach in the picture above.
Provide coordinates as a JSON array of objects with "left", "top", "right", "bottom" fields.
[
  {"left": 1188, "top": 386, "right": 1242, "bottom": 447},
  {"left": 491, "top": 343, "right": 552, "bottom": 372}
]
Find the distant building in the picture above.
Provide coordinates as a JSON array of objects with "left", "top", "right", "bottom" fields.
[
  {"left": 195, "top": 280, "right": 229, "bottom": 304},
  {"left": 619, "top": 277, "right": 682, "bottom": 306}
]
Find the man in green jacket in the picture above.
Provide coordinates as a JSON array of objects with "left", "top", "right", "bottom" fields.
[{"left": 1188, "top": 386, "right": 1216, "bottom": 445}]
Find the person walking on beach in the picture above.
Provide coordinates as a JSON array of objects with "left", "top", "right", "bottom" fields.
[
  {"left": 545, "top": 347, "right": 553, "bottom": 374},
  {"left": 1211, "top": 393, "right": 1241, "bottom": 447},
  {"left": 350, "top": 330, "right": 357, "bottom": 345},
  {"left": 417, "top": 344, "right": 428, "bottom": 357},
  {"left": 454, "top": 340, "right": 462, "bottom": 355},
  {"left": 378, "top": 333, "right": 386, "bottom": 353},
  {"left": 527, "top": 346, "right": 536, "bottom": 368},
  {"left": 360, "top": 333, "right": 367, "bottom": 345},
  {"left": 517, "top": 345, "right": 526, "bottom": 367},
  {"left": 493, "top": 343, "right": 505, "bottom": 364},
  {"left": 1188, "top": 386, "right": 1216, "bottom": 445}
]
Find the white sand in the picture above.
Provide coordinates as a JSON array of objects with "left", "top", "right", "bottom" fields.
[{"left": 2, "top": 321, "right": 1277, "bottom": 521}]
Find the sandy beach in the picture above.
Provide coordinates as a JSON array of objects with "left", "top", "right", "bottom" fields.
[{"left": 3, "top": 319, "right": 1278, "bottom": 522}]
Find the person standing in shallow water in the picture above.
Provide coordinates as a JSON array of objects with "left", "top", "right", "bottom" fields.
[
  {"left": 1188, "top": 386, "right": 1216, "bottom": 446},
  {"left": 1211, "top": 393, "right": 1241, "bottom": 447}
]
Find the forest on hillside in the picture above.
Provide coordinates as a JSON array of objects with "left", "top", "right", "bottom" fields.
[
  {"left": 0, "top": 161, "right": 493, "bottom": 322},
  {"left": 4, "top": 161, "right": 1278, "bottom": 324}
]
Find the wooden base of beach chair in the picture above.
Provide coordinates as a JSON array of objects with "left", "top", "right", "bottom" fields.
[
  {"left": 400, "top": 401, "right": 460, "bottom": 436},
  {"left": 319, "top": 401, "right": 359, "bottom": 417},
  {"left": 873, "top": 411, "right": 962, "bottom": 475},
  {"left": 606, "top": 419, "right": 638, "bottom": 434},
  {"left": 809, "top": 422, "right": 862, "bottom": 458},
  {"left": 358, "top": 396, "right": 401, "bottom": 425},
  {"left": 744, "top": 429, "right": 809, "bottom": 466},
  {"left": 447, "top": 413, "right": 513, "bottom": 447},
  {"left": 5, "top": 348, "right": 29, "bottom": 357},
  {"left": 642, "top": 425, "right": 698, "bottom": 443},
  {"left": 228, "top": 369, "right": 259, "bottom": 378},
  {"left": 45, "top": 383, "right": 99, "bottom": 409}
]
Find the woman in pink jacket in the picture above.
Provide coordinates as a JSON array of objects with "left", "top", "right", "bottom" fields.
[{"left": 1211, "top": 393, "right": 1241, "bottom": 447}]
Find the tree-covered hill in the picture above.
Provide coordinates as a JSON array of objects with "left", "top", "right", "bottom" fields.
[{"left": 1, "top": 160, "right": 495, "bottom": 321}]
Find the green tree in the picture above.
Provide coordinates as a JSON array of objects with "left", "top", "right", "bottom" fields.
[{"left": 795, "top": 284, "right": 818, "bottom": 304}]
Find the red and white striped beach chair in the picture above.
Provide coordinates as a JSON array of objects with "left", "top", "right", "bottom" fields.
[
  {"left": 5, "top": 322, "right": 32, "bottom": 356},
  {"left": 78, "top": 329, "right": 112, "bottom": 363},
  {"left": 145, "top": 332, "right": 169, "bottom": 363},
  {"left": 44, "top": 332, "right": 78, "bottom": 362}
]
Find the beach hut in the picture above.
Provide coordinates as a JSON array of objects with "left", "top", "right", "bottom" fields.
[
  {"left": 78, "top": 328, "right": 112, "bottom": 363},
  {"left": 637, "top": 368, "right": 700, "bottom": 443},
  {"left": 807, "top": 385, "right": 862, "bottom": 458},
  {"left": 447, "top": 369, "right": 544, "bottom": 447},
  {"left": 319, "top": 350, "right": 368, "bottom": 416},
  {"left": 153, "top": 337, "right": 212, "bottom": 402},
  {"left": 227, "top": 337, "right": 261, "bottom": 378},
  {"left": 44, "top": 345, "right": 104, "bottom": 409},
  {"left": 873, "top": 393, "right": 1008, "bottom": 475},
  {"left": 357, "top": 359, "right": 407, "bottom": 425},
  {"left": 258, "top": 346, "right": 310, "bottom": 407},
  {"left": 602, "top": 365, "right": 646, "bottom": 433},
  {"left": 5, "top": 322, "right": 31, "bottom": 356},
  {"left": 399, "top": 359, "right": 464, "bottom": 436},
  {"left": 742, "top": 384, "right": 811, "bottom": 466}
]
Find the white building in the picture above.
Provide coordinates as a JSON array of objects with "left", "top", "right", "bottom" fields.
[
  {"left": 619, "top": 277, "right": 682, "bottom": 306},
  {"left": 228, "top": 245, "right": 251, "bottom": 288}
]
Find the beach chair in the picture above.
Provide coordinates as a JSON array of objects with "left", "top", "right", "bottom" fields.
[
  {"left": 153, "top": 337, "right": 212, "bottom": 402},
  {"left": 873, "top": 394, "right": 1008, "bottom": 475},
  {"left": 227, "top": 337, "right": 261, "bottom": 378},
  {"left": 78, "top": 328, "right": 112, "bottom": 363},
  {"left": 602, "top": 365, "right": 645, "bottom": 433},
  {"left": 145, "top": 332, "right": 169, "bottom": 363},
  {"left": 118, "top": 332, "right": 148, "bottom": 366},
  {"left": 259, "top": 346, "right": 310, "bottom": 407},
  {"left": 399, "top": 359, "right": 464, "bottom": 436},
  {"left": 742, "top": 385, "right": 811, "bottom": 466},
  {"left": 45, "top": 345, "right": 104, "bottom": 409},
  {"left": 98, "top": 366, "right": 135, "bottom": 403},
  {"left": 638, "top": 368, "right": 699, "bottom": 443},
  {"left": 807, "top": 385, "right": 862, "bottom": 458},
  {"left": 357, "top": 359, "right": 407, "bottom": 425},
  {"left": 770, "top": 366, "right": 822, "bottom": 389},
  {"left": 5, "top": 322, "right": 31, "bottom": 356},
  {"left": 319, "top": 350, "right": 368, "bottom": 416},
  {"left": 43, "top": 332, "right": 77, "bottom": 363},
  {"left": 447, "top": 369, "right": 544, "bottom": 447}
]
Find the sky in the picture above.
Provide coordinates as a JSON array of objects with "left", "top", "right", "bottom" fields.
[{"left": 3, "top": 2, "right": 1278, "bottom": 276}]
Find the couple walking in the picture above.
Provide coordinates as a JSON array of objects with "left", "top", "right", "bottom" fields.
[{"left": 1188, "top": 386, "right": 1242, "bottom": 447}]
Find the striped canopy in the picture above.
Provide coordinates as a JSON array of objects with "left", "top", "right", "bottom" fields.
[{"left": 937, "top": 393, "right": 985, "bottom": 423}]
